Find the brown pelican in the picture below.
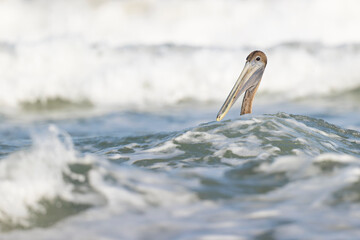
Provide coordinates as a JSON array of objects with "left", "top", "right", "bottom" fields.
[{"left": 216, "top": 50, "right": 267, "bottom": 121}]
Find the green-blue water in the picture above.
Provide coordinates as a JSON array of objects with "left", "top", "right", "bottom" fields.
[
  {"left": 1, "top": 0, "right": 360, "bottom": 239},
  {"left": 0, "top": 100, "right": 360, "bottom": 239}
]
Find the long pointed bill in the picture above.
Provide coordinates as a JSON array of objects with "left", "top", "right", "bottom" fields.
[{"left": 216, "top": 62, "right": 264, "bottom": 121}]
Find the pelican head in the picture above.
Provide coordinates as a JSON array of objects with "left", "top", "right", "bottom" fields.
[{"left": 216, "top": 50, "right": 267, "bottom": 121}]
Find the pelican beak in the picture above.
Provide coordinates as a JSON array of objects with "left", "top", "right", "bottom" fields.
[{"left": 216, "top": 61, "right": 264, "bottom": 121}]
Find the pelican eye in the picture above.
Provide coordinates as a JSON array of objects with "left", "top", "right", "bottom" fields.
[{"left": 256, "top": 56, "right": 261, "bottom": 61}]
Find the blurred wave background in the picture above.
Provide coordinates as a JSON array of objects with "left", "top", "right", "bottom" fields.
[{"left": 0, "top": 0, "right": 359, "bottom": 118}]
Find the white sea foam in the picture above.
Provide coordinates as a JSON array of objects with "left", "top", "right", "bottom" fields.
[
  {"left": 0, "top": 125, "right": 95, "bottom": 226},
  {"left": 0, "top": 115, "right": 360, "bottom": 239},
  {"left": 4, "top": 152, "right": 360, "bottom": 240},
  {"left": 1, "top": 0, "right": 360, "bottom": 47},
  {"left": 0, "top": 0, "right": 360, "bottom": 110},
  {"left": 314, "top": 153, "right": 360, "bottom": 164},
  {"left": 258, "top": 155, "right": 320, "bottom": 179},
  {"left": 1, "top": 41, "right": 360, "bottom": 110},
  {"left": 255, "top": 153, "right": 360, "bottom": 240},
  {"left": 0, "top": 124, "right": 197, "bottom": 228}
]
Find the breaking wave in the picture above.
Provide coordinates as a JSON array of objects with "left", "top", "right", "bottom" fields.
[
  {"left": 1, "top": 113, "right": 360, "bottom": 239},
  {"left": 0, "top": 42, "right": 360, "bottom": 110}
]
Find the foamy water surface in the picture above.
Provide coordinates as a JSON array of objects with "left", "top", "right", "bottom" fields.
[{"left": 0, "top": 0, "right": 360, "bottom": 239}]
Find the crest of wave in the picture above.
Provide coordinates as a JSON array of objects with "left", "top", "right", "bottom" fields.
[
  {"left": 0, "top": 126, "right": 95, "bottom": 227},
  {"left": 0, "top": 42, "right": 360, "bottom": 109}
]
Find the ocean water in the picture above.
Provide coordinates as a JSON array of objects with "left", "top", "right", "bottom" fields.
[{"left": 1, "top": 0, "right": 360, "bottom": 239}]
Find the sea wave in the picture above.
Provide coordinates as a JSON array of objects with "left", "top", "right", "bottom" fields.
[
  {"left": 109, "top": 113, "right": 360, "bottom": 169},
  {"left": 0, "top": 125, "right": 196, "bottom": 231},
  {"left": 1, "top": 0, "right": 360, "bottom": 47},
  {"left": 1, "top": 42, "right": 360, "bottom": 109},
  {"left": 1, "top": 0, "right": 360, "bottom": 110},
  {"left": 0, "top": 126, "right": 98, "bottom": 230},
  {"left": 1, "top": 113, "right": 359, "bottom": 238}
]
